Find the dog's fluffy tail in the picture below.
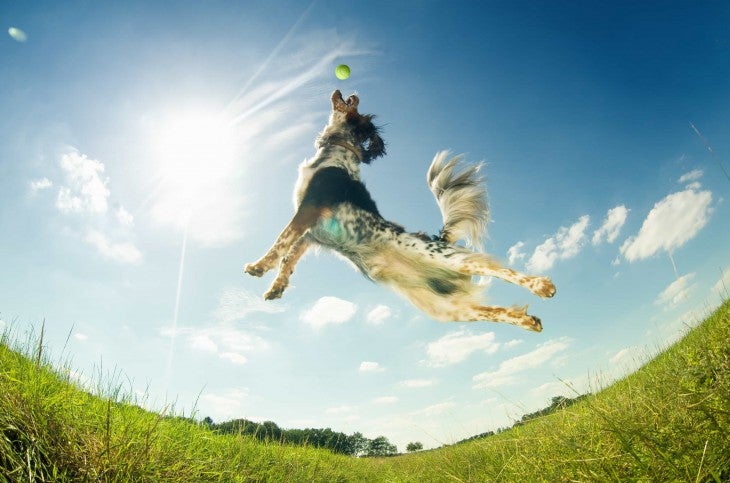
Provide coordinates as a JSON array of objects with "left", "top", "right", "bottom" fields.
[{"left": 427, "top": 151, "right": 489, "bottom": 250}]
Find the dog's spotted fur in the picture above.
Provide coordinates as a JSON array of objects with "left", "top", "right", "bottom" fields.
[{"left": 245, "top": 90, "right": 555, "bottom": 332}]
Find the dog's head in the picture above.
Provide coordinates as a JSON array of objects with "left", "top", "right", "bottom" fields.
[{"left": 327, "top": 90, "right": 385, "bottom": 164}]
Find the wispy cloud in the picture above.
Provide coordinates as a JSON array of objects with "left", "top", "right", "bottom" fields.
[
  {"left": 29, "top": 177, "right": 52, "bottom": 193},
  {"left": 592, "top": 205, "right": 629, "bottom": 245},
  {"left": 219, "top": 352, "right": 248, "bottom": 365},
  {"left": 373, "top": 396, "right": 398, "bottom": 405},
  {"left": 655, "top": 273, "right": 696, "bottom": 309},
  {"left": 301, "top": 296, "right": 357, "bottom": 330},
  {"left": 214, "top": 287, "right": 286, "bottom": 324},
  {"left": 399, "top": 379, "right": 435, "bottom": 388},
  {"left": 472, "top": 337, "right": 572, "bottom": 389},
  {"left": 359, "top": 361, "right": 384, "bottom": 373},
  {"left": 526, "top": 215, "right": 590, "bottom": 273},
  {"left": 326, "top": 405, "right": 357, "bottom": 415},
  {"left": 620, "top": 186, "right": 713, "bottom": 262},
  {"left": 366, "top": 305, "right": 392, "bottom": 325},
  {"left": 678, "top": 169, "right": 703, "bottom": 184},
  {"left": 424, "top": 330, "right": 499, "bottom": 367},
  {"left": 115, "top": 206, "right": 134, "bottom": 227},
  {"left": 416, "top": 401, "right": 458, "bottom": 416},
  {"left": 84, "top": 229, "right": 142, "bottom": 264}
]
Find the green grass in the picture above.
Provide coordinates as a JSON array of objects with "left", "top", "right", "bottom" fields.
[{"left": 2, "top": 299, "right": 729, "bottom": 481}]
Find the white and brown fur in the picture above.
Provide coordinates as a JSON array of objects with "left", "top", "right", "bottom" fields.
[{"left": 245, "top": 90, "right": 555, "bottom": 332}]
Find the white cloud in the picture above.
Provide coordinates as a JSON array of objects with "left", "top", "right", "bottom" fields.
[
  {"left": 359, "top": 361, "right": 384, "bottom": 373},
  {"left": 73, "top": 332, "right": 88, "bottom": 342},
  {"left": 38, "top": 149, "right": 142, "bottom": 264},
  {"left": 84, "top": 229, "right": 142, "bottom": 264},
  {"left": 29, "top": 178, "right": 52, "bottom": 192},
  {"left": 190, "top": 334, "right": 218, "bottom": 353},
  {"left": 301, "top": 296, "right": 357, "bottom": 329},
  {"left": 219, "top": 352, "right": 248, "bottom": 365},
  {"left": 160, "top": 324, "right": 269, "bottom": 364},
  {"left": 592, "top": 205, "right": 629, "bottom": 245},
  {"left": 400, "top": 379, "right": 435, "bottom": 388},
  {"left": 507, "top": 241, "right": 526, "bottom": 265},
  {"left": 620, "top": 188, "right": 713, "bottom": 262},
  {"left": 326, "top": 405, "right": 357, "bottom": 415},
  {"left": 527, "top": 215, "right": 590, "bottom": 273},
  {"left": 366, "top": 305, "right": 392, "bottom": 325},
  {"left": 504, "top": 339, "right": 523, "bottom": 349},
  {"left": 115, "top": 206, "right": 134, "bottom": 227},
  {"left": 373, "top": 396, "right": 398, "bottom": 405},
  {"left": 655, "top": 273, "right": 696, "bottom": 309},
  {"left": 425, "top": 330, "right": 499, "bottom": 367},
  {"left": 678, "top": 169, "right": 703, "bottom": 184},
  {"left": 472, "top": 337, "right": 572, "bottom": 389},
  {"left": 56, "top": 151, "right": 110, "bottom": 215}
]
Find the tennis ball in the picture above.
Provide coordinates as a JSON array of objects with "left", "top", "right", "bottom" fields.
[{"left": 335, "top": 64, "right": 350, "bottom": 80}]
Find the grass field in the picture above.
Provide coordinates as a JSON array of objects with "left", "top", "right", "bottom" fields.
[{"left": 2, "top": 299, "right": 728, "bottom": 481}]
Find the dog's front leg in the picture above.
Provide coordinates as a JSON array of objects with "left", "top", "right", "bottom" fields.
[
  {"left": 245, "top": 204, "right": 322, "bottom": 278},
  {"left": 263, "top": 235, "right": 311, "bottom": 300}
]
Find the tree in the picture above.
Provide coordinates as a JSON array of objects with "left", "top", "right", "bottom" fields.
[
  {"left": 406, "top": 441, "right": 423, "bottom": 452},
  {"left": 365, "top": 436, "right": 398, "bottom": 456},
  {"left": 346, "top": 432, "right": 369, "bottom": 457}
]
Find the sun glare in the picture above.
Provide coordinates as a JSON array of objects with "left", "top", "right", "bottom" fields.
[{"left": 150, "top": 109, "right": 240, "bottom": 226}]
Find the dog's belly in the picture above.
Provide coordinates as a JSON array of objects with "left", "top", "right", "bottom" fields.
[{"left": 307, "top": 204, "right": 397, "bottom": 274}]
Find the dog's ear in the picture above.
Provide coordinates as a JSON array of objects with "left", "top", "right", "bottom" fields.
[
  {"left": 352, "top": 115, "right": 385, "bottom": 164},
  {"left": 362, "top": 128, "right": 385, "bottom": 164}
]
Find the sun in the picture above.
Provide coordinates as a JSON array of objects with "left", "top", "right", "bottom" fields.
[{"left": 150, "top": 108, "right": 241, "bottom": 226}]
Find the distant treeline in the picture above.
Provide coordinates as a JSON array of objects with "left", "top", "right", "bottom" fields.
[
  {"left": 202, "top": 394, "right": 586, "bottom": 456},
  {"left": 203, "top": 417, "right": 397, "bottom": 457},
  {"left": 453, "top": 394, "right": 588, "bottom": 446}
]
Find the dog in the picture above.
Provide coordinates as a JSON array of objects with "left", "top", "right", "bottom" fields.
[{"left": 245, "top": 90, "right": 555, "bottom": 332}]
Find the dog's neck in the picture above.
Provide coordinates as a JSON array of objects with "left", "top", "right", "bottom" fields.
[{"left": 325, "top": 140, "right": 362, "bottom": 161}]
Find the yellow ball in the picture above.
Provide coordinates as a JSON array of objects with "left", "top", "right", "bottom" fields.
[{"left": 335, "top": 64, "right": 350, "bottom": 80}]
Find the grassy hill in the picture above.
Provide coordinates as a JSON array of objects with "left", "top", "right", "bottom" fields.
[{"left": 2, "top": 299, "right": 728, "bottom": 481}]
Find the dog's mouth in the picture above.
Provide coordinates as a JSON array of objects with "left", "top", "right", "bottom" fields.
[{"left": 332, "top": 90, "right": 359, "bottom": 113}]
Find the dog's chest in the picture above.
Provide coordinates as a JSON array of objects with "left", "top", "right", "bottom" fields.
[
  {"left": 292, "top": 151, "right": 360, "bottom": 208},
  {"left": 310, "top": 205, "right": 380, "bottom": 248}
]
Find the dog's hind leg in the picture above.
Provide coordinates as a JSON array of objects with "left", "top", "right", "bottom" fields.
[
  {"left": 430, "top": 248, "right": 556, "bottom": 299},
  {"left": 245, "top": 205, "right": 322, "bottom": 278},
  {"left": 461, "top": 254, "right": 556, "bottom": 298},
  {"left": 462, "top": 304, "right": 543, "bottom": 332},
  {"left": 263, "top": 236, "right": 311, "bottom": 300}
]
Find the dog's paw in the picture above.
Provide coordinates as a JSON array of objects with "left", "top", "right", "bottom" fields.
[
  {"left": 263, "top": 285, "right": 285, "bottom": 300},
  {"left": 245, "top": 263, "right": 266, "bottom": 277},
  {"left": 530, "top": 277, "right": 556, "bottom": 299},
  {"left": 521, "top": 314, "right": 543, "bottom": 332}
]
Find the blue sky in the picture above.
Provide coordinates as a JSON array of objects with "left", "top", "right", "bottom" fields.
[{"left": 1, "top": 1, "right": 729, "bottom": 450}]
